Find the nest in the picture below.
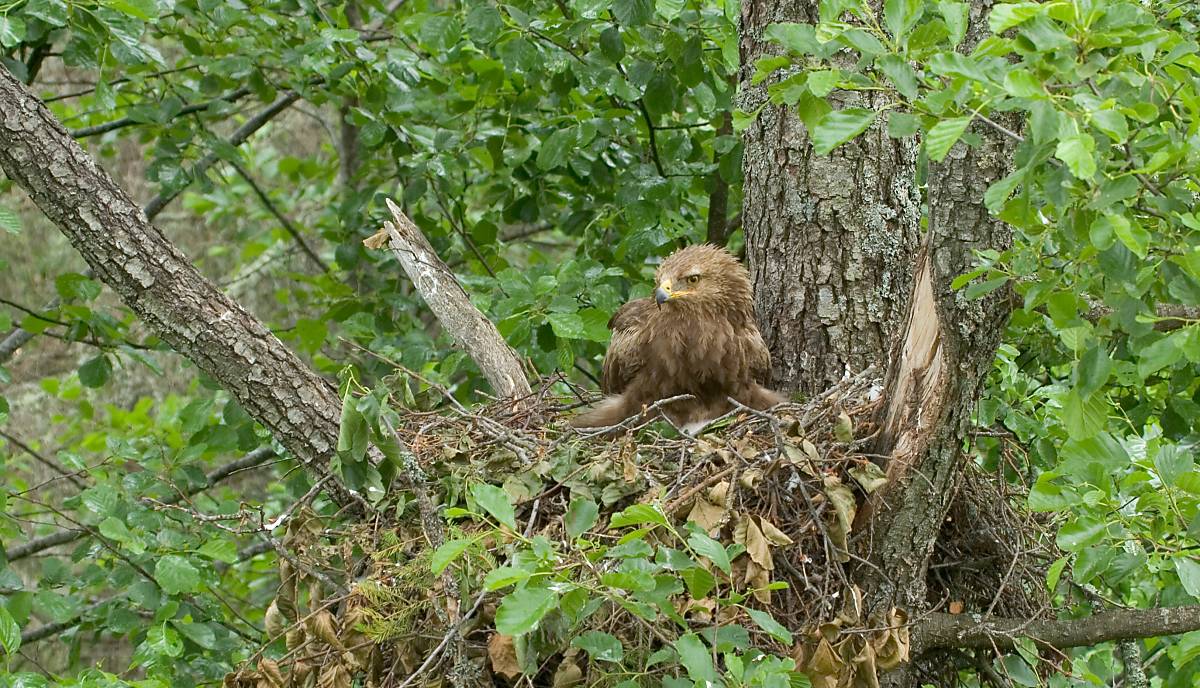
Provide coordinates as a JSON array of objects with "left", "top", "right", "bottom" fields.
[{"left": 225, "top": 370, "right": 1054, "bottom": 688}]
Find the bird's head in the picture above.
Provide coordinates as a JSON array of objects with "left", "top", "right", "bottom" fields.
[{"left": 653, "top": 244, "right": 753, "bottom": 313}]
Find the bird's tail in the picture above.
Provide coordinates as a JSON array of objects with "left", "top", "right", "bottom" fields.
[
  {"left": 744, "top": 384, "right": 785, "bottom": 410},
  {"left": 569, "top": 395, "right": 638, "bottom": 429}
]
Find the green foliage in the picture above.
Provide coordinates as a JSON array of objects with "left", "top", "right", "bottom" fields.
[{"left": 434, "top": 487, "right": 805, "bottom": 686}]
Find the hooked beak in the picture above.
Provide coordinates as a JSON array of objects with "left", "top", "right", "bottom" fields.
[{"left": 654, "top": 279, "right": 673, "bottom": 307}]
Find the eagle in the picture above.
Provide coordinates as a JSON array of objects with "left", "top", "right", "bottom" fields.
[{"left": 571, "top": 244, "right": 783, "bottom": 432}]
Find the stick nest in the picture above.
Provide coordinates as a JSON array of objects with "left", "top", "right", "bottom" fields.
[{"left": 226, "top": 370, "right": 1054, "bottom": 688}]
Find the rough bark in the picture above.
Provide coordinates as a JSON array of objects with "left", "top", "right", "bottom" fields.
[
  {"left": 916, "top": 607, "right": 1200, "bottom": 653},
  {"left": 739, "top": 0, "right": 921, "bottom": 396},
  {"left": 0, "top": 66, "right": 352, "bottom": 504},
  {"left": 378, "top": 199, "right": 532, "bottom": 400},
  {"left": 865, "top": 0, "right": 1015, "bottom": 612}
]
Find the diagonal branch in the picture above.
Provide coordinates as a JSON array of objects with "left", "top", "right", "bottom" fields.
[{"left": 370, "top": 199, "right": 531, "bottom": 400}]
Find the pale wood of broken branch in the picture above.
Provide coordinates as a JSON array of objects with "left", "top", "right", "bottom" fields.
[{"left": 364, "top": 199, "right": 532, "bottom": 400}]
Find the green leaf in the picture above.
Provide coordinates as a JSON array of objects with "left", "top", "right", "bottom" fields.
[
  {"left": 674, "top": 633, "right": 717, "bottom": 683},
  {"left": 1045, "top": 556, "right": 1068, "bottom": 593},
  {"left": 806, "top": 70, "right": 840, "bottom": 97},
  {"left": 98, "top": 516, "right": 133, "bottom": 544},
  {"left": 746, "top": 607, "right": 794, "bottom": 643},
  {"left": 1138, "top": 331, "right": 1187, "bottom": 378},
  {"left": 687, "top": 530, "right": 732, "bottom": 574},
  {"left": 1075, "top": 345, "right": 1112, "bottom": 398},
  {"left": 811, "top": 109, "right": 877, "bottom": 155},
  {"left": 537, "top": 129, "right": 576, "bottom": 171},
  {"left": 610, "top": 503, "right": 668, "bottom": 529},
  {"left": 154, "top": 555, "right": 201, "bottom": 595},
  {"left": 0, "top": 15, "right": 27, "bottom": 49},
  {"left": 572, "top": 631, "right": 625, "bottom": 662},
  {"left": 431, "top": 538, "right": 474, "bottom": 574},
  {"left": 876, "top": 55, "right": 918, "bottom": 100},
  {"left": 564, "top": 498, "right": 600, "bottom": 539},
  {"left": 472, "top": 483, "right": 518, "bottom": 531},
  {"left": 925, "top": 116, "right": 973, "bottom": 162},
  {"left": 1177, "top": 558, "right": 1200, "bottom": 599},
  {"left": 106, "top": 0, "right": 159, "bottom": 20},
  {"left": 0, "top": 604, "right": 20, "bottom": 655},
  {"left": 984, "top": 168, "right": 1025, "bottom": 213},
  {"left": 337, "top": 389, "right": 368, "bottom": 462},
  {"left": 197, "top": 538, "right": 238, "bottom": 564},
  {"left": 1056, "top": 519, "right": 1107, "bottom": 552},
  {"left": 612, "top": 0, "right": 652, "bottom": 26},
  {"left": 938, "top": 1, "right": 968, "bottom": 46},
  {"left": 0, "top": 205, "right": 20, "bottom": 235},
  {"left": 1003, "top": 69, "right": 1042, "bottom": 98},
  {"left": 483, "top": 566, "right": 532, "bottom": 591},
  {"left": 1155, "top": 445, "right": 1193, "bottom": 488},
  {"left": 887, "top": 112, "right": 920, "bottom": 138},
  {"left": 1091, "top": 109, "right": 1128, "bottom": 143},
  {"left": 884, "top": 0, "right": 923, "bottom": 41},
  {"left": 764, "top": 23, "right": 820, "bottom": 55},
  {"left": 495, "top": 585, "right": 558, "bottom": 635},
  {"left": 681, "top": 566, "right": 716, "bottom": 600},
  {"left": 78, "top": 355, "right": 112, "bottom": 388},
  {"left": 655, "top": 0, "right": 685, "bottom": 20},
  {"left": 547, "top": 311, "right": 585, "bottom": 339},
  {"left": 1109, "top": 213, "right": 1149, "bottom": 259},
  {"left": 1055, "top": 131, "right": 1097, "bottom": 180},
  {"left": 988, "top": 2, "right": 1041, "bottom": 33},
  {"left": 25, "top": 0, "right": 70, "bottom": 27}
]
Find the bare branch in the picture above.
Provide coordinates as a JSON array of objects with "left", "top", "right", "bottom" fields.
[
  {"left": 373, "top": 198, "right": 531, "bottom": 400},
  {"left": 917, "top": 607, "right": 1200, "bottom": 653},
  {"left": 7, "top": 447, "right": 275, "bottom": 563}
]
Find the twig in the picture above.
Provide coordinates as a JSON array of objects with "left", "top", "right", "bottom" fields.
[{"left": 228, "top": 160, "right": 329, "bottom": 273}]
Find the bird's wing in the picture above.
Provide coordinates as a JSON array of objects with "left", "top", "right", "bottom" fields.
[
  {"left": 600, "top": 298, "right": 655, "bottom": 395},
  {"left": 743, "top": 326, "right": 774, "bottom": 384}
]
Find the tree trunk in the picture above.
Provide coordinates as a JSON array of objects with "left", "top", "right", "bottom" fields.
[
  {"left": 739, "top": 0, "right": 921, "bottom": 396},
  {"left": 739, "top": 1, "right": 1015, "bottom": 685},
  {"left": 0, "top": 66, "right": 354, "bottom": 506}
]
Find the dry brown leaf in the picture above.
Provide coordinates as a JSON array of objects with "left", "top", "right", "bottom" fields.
[
  {"left": 804, "top": 637, "right": 843, "bottom": 688},
  {"left": 849, "top": 639, "right": 880, "bottom": 688},
  {"left": 732, "top": 513, "right": 749, "bottom": 546},
  {"left": 744, "top": 559, "right": 771, "bottom": 604},
  {"left": 875, "top": 608, "right": 910, "bottom": 670},
  {"left": 552, "top": 657, "right": 583, "bottom": 688},
  {"left": 833, "top": 410, "right": 854, "bottom": 443},
  {"left": 743, "top": 517, "right": 773, "bottom": 571},
  {"left": 257, "top": 659, "right": 285, "bottom": 688},
  {"left": 316, "top": 663, "right": 351, "bottom": 688},
  {"left": 362, "top": 228, "right": 390, "bottom": 249},
  {"left": 708, "top": 480, "right": 730, "bottom": 506},
  {"left": 285, "top": 628, "right": 306, "bottom": 652},
  {"left": 264, "top": 600, "right": 286, "bottom": 639},
  {"left": 848, "top": 461, "right": 888, "bottom": 494},
  {"left": 488, "top": 634, "right": 521, "bottom": 680},
  {"left": 739, "top": 468, "right": 762, "bottom": 488},
  {"left": 687, "top": 481, "right": 729, "bottom": 532},
  {"left": 759, "top": 518, "right": 794, "bottom": 546},
  {"left": 802, "top": 438, "right": 820, "bottom": 462},
  {"left": 823, "top": 476, "right": 857, "bottom": 562},
  {"left": 306, "top": 611, "right": 345, "bottom": 653}
]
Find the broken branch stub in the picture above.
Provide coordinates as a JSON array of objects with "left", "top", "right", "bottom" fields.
[{"left": 374, "top": 199, "right": 532, "bottom": 401}]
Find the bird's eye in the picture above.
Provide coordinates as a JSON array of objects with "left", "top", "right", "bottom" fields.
[{"left": 686, "top": 275, "right": 701, "bottom": 284}]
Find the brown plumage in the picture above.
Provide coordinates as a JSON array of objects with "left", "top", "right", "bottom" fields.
[{"left": 571, "top": 244, "right": 783, "bottom": 432}]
